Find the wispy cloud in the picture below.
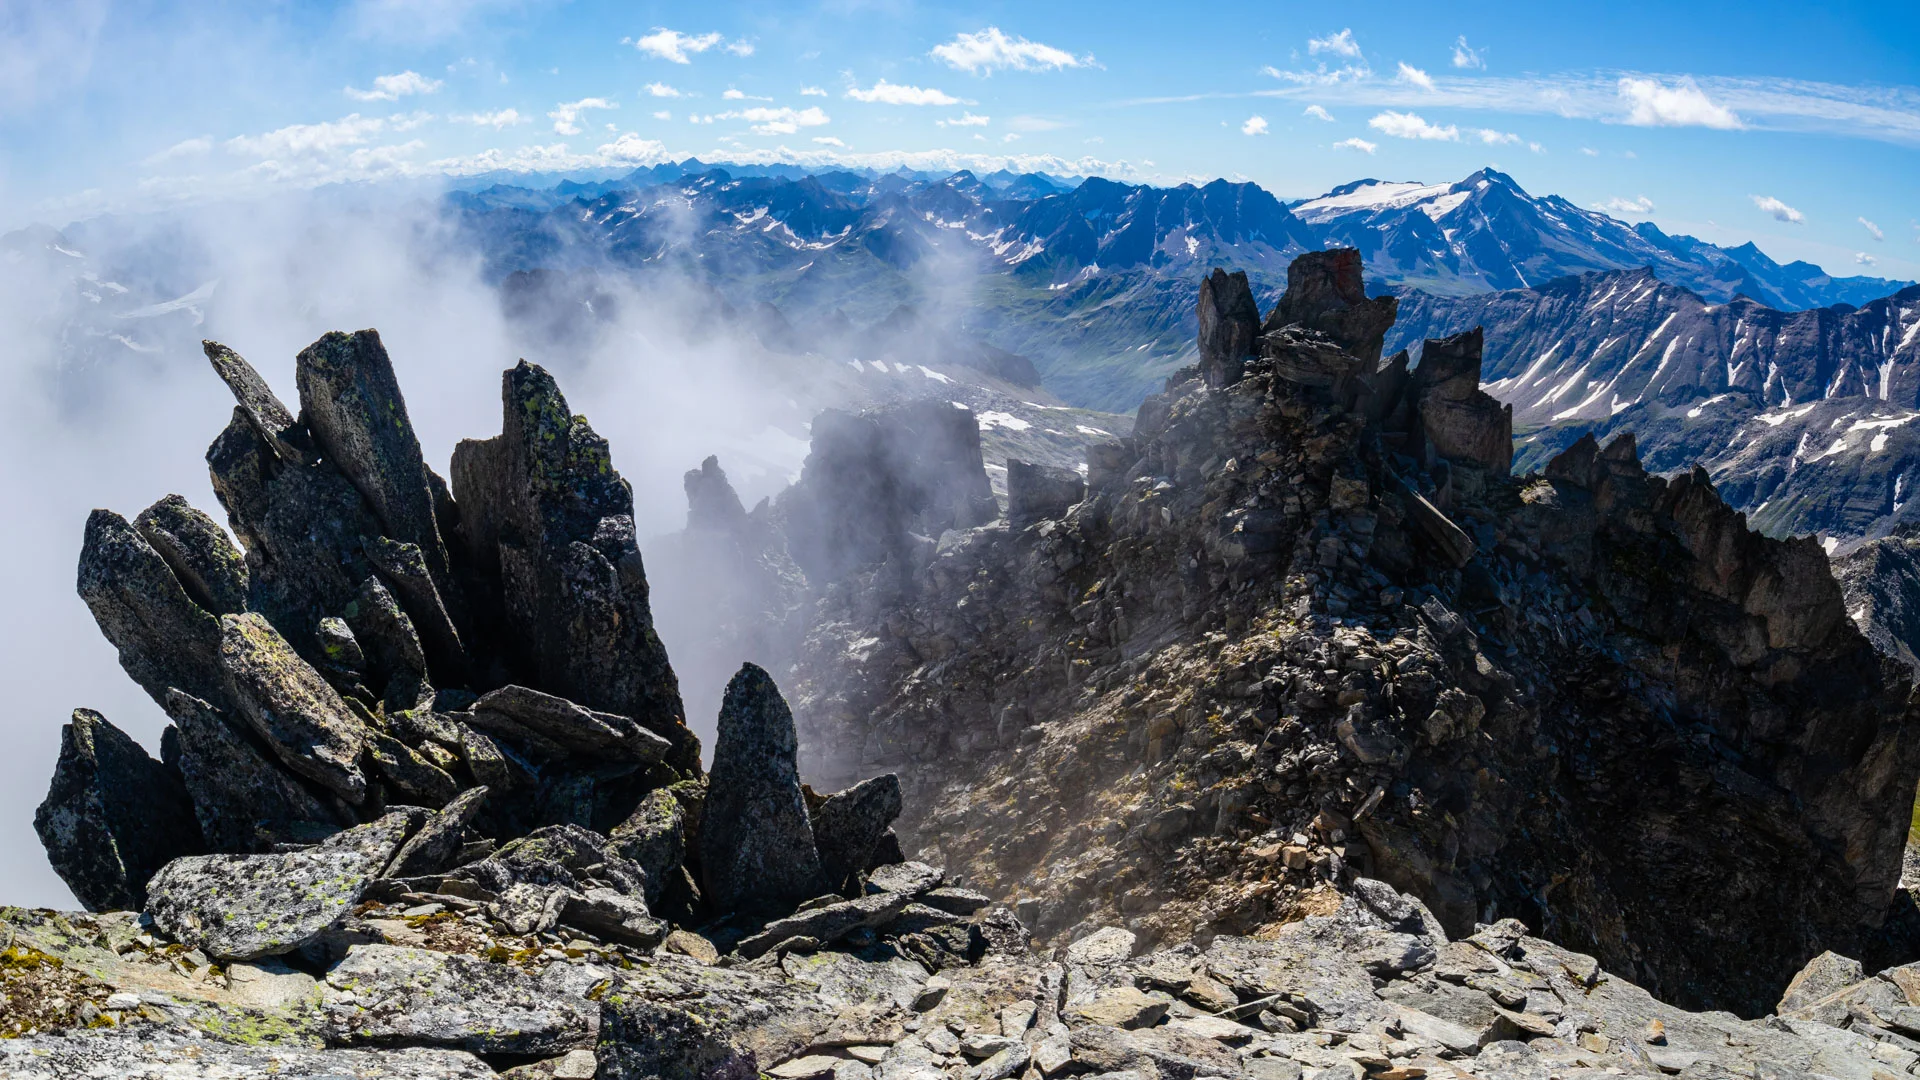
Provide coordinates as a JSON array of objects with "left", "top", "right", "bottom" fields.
[
  {"left": 1303, "top": 104, "right": 1335, "bottom": 122},
  {"left": 345, "top": 70, "right": 442, "bottom": 102},
  {"left": 1857, "top": 252, "right": 1877, "bottom": 265},
  {"left": 1476, "top": 128, "right": 1519, "bottom": 144},
  {"left": 1618, "top": 76, "right": 1741, "bottom": 129},
  {"left": 1861, "top": 216, "right": 1886, "bottom": 241},
  {"left": 1263, "top": 62, "right": 1371, "bottom": 87},
  {"left": 643, "top": 82, "right": 683, "bottom": 98},
  {"left": 652, "top": 110, "right": 671, "bottom": 120},
  {"left": 1369, "top": 110, "right": 1457, "bottom": 140},
  {"left": 1334, "top": 137, "right": 1376, "bottom": 153},
  {"left": 143, "top": 135, "right": 213, "bottom": 165},
  {"left": 549, "top": 97, "right": 616, "bottom": 135},
  {"left": 1595, "top": 195, "right": 1655, "bottom": 215},
  {"left": 799, "top": 86, "right": 827, "bottom": 97},
  {"left": 628, "top": 28, "right": 723, "bottom": 64},
  {"left": 1580, "top": 147, "right": 1600, "bottom": 156},
  {"left": 718, "top": 105, "right": 829, "bottom": 135},
  {"left": 226, "top": 114, "right": 390, "bottom": 157},
  {"left": 812, "top": 136, "right": 846, "bottom": 147},
  {"left": 455, "top": 109, "right": 527, "bottom": 129},
  {"left": 1395, "top": 62, "right": 1435, "bottom": 91},
  {"left": 846, "top": 79, "right": 967, "bottom": 106},
  {"left": 726, "top": 41, "right": 754, "bottom": 57},
  {"left": 937, "top": 112, "right": 990, "bottom": 127},
  {"left": 1452, "top": 37, "right": 1484, "bottom": 70},
  {"left": 722, "top": 89, "right": 771, "bottom": 101},
  {"left": 1308, "top": 29, "right": 1361, "bottom": 58},
  {"left": 931, "top": 27, "right": 1093, "bottom": 74},
  {"left": 1752, "top": 194, "right": 1804, "bottom": 223},
  {"left": 1242, "top": 115, "right": 1269, "bottom": 135}
]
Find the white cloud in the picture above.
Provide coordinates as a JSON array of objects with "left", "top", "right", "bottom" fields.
[
  {"left": 454, "top": 109, "right": 527, "bottom": 129},
  {"left": 726, "top": 41, "right": 754, "bottom": 56},
  {"left": 1861, "top": 217, "right": 1886, "bottom": 241},
  {"left": 1369, "top": 110, "right": 1458, "bottom": 140},
  {"left": 1334, "top": 137, "right": 1377, "bottom": 153},
  {"left": 1595, "top": 195, "right": 1655, "bottom": 215},
  {"left": 143, "top": 136, "right": 213, "bottom": 165},
  {"left": 1395, "top": 62, "right": 1435, "bottom": 91},
  {"left": 226, "top": 114, "right": 389, "bottom": 157},
  {"left": 345, "top": 70, "right": 443, "bottom": 102},
  {"left": 813, "top": 136, "right": 846, "bottom": 147},
  {"left": 1857, "top": 252, "right": 1877, "bottom": 266},
  {"left": 847, "top": 79, "right": 966, "bottom": 106},
  {"left": 937, "top": 112, "right": 991, "bottom": 127},
  {"left": 549, "top": 97, "right": 616, "bottom": 135},
  {"left": 1308, "top": 29, "right": 1361, "bottom": 58},
  {"left": 799, "top": 86, "right": 827, "bottom": 97},
  {"left": 1618, "top": 76, "right": 1741, "bottom": 129},
  {"left": 630, "top": 28, "right": 723, "bottom": 64},
  {"left": 644, "top": 82, "right": 683, "bottom": 98},
  {"left": 1751, "top": 194, "right": 1804, "bottom": 223},
  {"left": 1302, "top": 105, "right": 1335, "bottom": 122},
  {"left": 1242, "top": 115, "right": 1269, "bottom": 136},
  {"left": 723, "top": 89, "right": 745, "bottom": 99},
  {"left": 1580, "top": 147, "right": 1600, "bottom": 156},
  {"left": 652, "top": 110, "right": 671, "bottom": 120},
  {"left": 1528, "top": 141, "right": 1546, "bottom": 153},
  {"left": 717, "top": 105, "right": 830, "bottom": 135},
  {"left": 1264, "top": 62, "right": 1371, "bottom": 87},
  {"left": 387, "top": 110, "right": 434, "bottom": 132},
  {"left": 1451, "top": 36, "right": 1484, "bottom": 69},
  {"left": 1476, "top": 128, "right": 1519, "bottom": 144},
  {"left": 930, "top": 27, "right": 1092, "bottom": 73}
]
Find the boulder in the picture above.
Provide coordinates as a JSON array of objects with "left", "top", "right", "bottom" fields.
[
  {"left": 387, "top": 784, "right": 491, "bottom": 878},
  {"left": 345, "top": 575, "right": 432, "bottom": 711},
  {"left": 735, "top": 891, "right": 917, "bottom": 960},
  {"left": 132, "top": 493, "right": 250, "bottom": 616},
  {"left": 470, "top": 684, "right": 672, "bottom": 762},
  {"left": 610, "top": 788, "right": 686, "bottom": 908},
  {"left": 145, "top": 812, "right": 418, "bottom": 959},
  {"left": 0, "top": 1031, "right": 497, "bottom": 1078},
  {"left": 323, "top": 943, "right": 597, "bottom": 1055},
  {"left": 219, "top": 612, "right": 370, "bottom": 803},
  {"left": 596, "top": 997, "right": 757, "bottom": 1080},
  {"left": 33, "top": 709, "right": 203, "bottom": 911},
  {"left": 1006, "top": 460, "right": 1087, "bottom": 527},
  {"left": 701, "top": 663, "right": 826, "bottom": 911},
  {"left": 165, "top": 690, "right": 342, "bottom": 853},
  {"left": 1196, "top": 268, "right": 1262, "bottom": 388},
  {"left": 76, "top": 508, "right": 227, "bottom": 710},
  {"left": 811, "top": 773, "right": 904, "bottom": 892}
]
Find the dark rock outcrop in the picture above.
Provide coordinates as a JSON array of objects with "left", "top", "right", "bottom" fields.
[
  {"left": 132, "top": 494, "right": 249, "bottom": 616},
  {"left": 701, "top": 663, "right": 826, "bottom": 910},
  {"left": 1196, "top": 268, "right": 1262, "bottom": 388},
  {"left": 1006, "top": 459, "right": 1086, "bottom": 527},
  {"left": 33, "top": 710, "right": 202, "bottom": 911},
  {"left": 76, "top": 509, "right": 227, "bottom": 711},
  {"left": 219, "top": 611, "right": 371, "bottom": 804},
  {"left": 811, "top": 772, "right": 905, "bottom": 893},
  {"left": 1264, "top": 248, "right": 1398, "bottom": 365},
  {"left": 1836, "top": 527, "right": 1920, "bottom": 677},
  {"left": 1408, "top": 328, "right": 1512, "bottom": 474},
  {"left": 165, "top": 689, "right": 343, "bottom": 853}
]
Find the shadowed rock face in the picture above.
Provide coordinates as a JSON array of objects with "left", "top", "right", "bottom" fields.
[
  {"left": 1265, "top": 248, "right": 1399, "bottom": 366},
  {"left": 33, "top": 710, "right": 202, "bottom": 911},
  {"left": 764, "top": 249, "right": 1920, "bottom": 1017},
  {"left": 701, "top": 663, "right": 826, "bottom": 910},
  {"left": 1197, "top": 268, "right": 1262, "bottom": 389},
  {"left": 76, "top": 509, "right": 226, "bottom": 711}
]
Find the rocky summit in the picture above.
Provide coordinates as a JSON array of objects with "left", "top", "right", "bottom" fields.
[{"left": 13, "top": 250, "right": 1920, "bottom": 1079}]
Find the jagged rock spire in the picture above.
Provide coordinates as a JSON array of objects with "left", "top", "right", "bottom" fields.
[{"left": 700, "top": 663, "right": 825, "bottom": 910}]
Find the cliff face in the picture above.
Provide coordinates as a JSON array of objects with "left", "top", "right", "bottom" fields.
[{"left": 739, "top": 252, "right": 1920, "bottom": 1017}]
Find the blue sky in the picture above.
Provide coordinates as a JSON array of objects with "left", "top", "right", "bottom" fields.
[{"left": 4, "top": 0, "right": 1918, "bottom": 279}]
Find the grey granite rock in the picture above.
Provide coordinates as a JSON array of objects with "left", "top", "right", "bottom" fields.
[
  {"left": 76, "top": 508, "right": 227, "bottom": 710},
  {"left": 0, "top": 1029, "right": 497, "bottom": 1078},
  {"left": 145, "top": 812, "right": 416, "bottom": 959},
  {"left": 701, "top": 663, "right": 825, "bottom": 911},
  {"left": 33, "top": 708, "right": 203, "bottom": 911},
  {"left": 165, "top": 689, "right": 342, "bottom": 853},
  {"left": 219, "top": 612, "right": 370, "bottom": 803},
  {"left": 133, "top": 493, "right": 250, "bottom": 616},
  {"left": 610, "top": 787, "right": 686, "bottom": 908},
  {"left": 812, "top": 773, "right": 903, "bottom": 892},
  {"left": 386, "top": 784, "right": 490, "bottom": 878},
  {"left": 471, "top": 684, "right": 672, "bottom": 762},
  {"left": 323, "top": 944, "right": 597, "bottom": 1055}
]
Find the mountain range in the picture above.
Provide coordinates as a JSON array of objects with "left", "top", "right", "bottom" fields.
[
  {"left": 445, "top": 162, "right": 1911, "bottom": 411},
  {"left": 1391, "top": 268, "right": 1920, "bottom": 541}
]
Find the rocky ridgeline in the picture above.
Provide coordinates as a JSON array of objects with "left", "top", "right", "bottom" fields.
[
  {"left": 665, "top": 251, "right": 1920, "bottom": 1018},
  {"left": 12, "top": 252, "right": 1920, "bottom": 1079}
]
